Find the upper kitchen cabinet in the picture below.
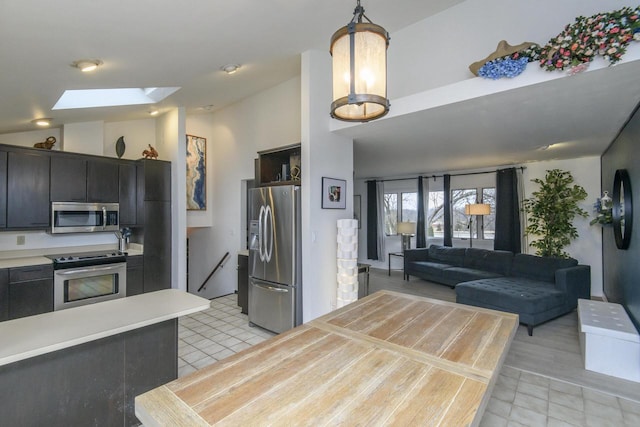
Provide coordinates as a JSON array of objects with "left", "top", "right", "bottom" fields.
[
  {"left": 256, "top": 143, "right": 301, "bottom": 187},
  {"left": 7, "top": 151, "right": 50, "bottom": 229},
  {"left": 0, "top": 151, "right": 6, "bottom": 228},
  {"left": 119, "top": 162, "right": 137, "bottom": 226},
  {"left": 50, "top": 155, "right": 120, "bottom": 203},
  {"left": 50, "top": 155, "right": 87, "bottom": 202},
  {"left": 139, "top": 159, "right": 171, "bottom": 201},
  {"left": 87, "top": 158, "right": 119, "bottom": 202}
]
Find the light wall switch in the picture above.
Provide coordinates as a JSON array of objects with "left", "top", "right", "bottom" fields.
[{"left": 16, "top": 235, "right": 25, "bottom": 245}]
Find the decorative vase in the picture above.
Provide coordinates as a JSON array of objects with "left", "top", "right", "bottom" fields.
[{"left": 115, "top": 136, "right": 126, "bottom": 158}]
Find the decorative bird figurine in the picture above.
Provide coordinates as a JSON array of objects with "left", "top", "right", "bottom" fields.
[{"left": 142, "top": 144, "right": 158, "bottom": 159}]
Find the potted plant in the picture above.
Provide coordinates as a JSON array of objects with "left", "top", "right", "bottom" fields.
[{"left": 523, "top": 169, "right": 588, "bottom": 258}]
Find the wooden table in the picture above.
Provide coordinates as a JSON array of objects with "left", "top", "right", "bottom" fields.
[{"left": 136, "top": 290, "right": 518, "bottom": 426}]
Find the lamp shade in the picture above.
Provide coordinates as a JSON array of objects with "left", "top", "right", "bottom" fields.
[
  {"left": 465, "top": 203, "right": 491, "bottom": 216},
  {"left": 397, "top": 221, "right": 416, "bottom": 235},
  {"left": 330, "top": 1, "right": 389, "bottom": 122}
]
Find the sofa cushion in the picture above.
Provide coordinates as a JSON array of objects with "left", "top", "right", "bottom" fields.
[
  {"left": 428, "top": 245, "right": 466, "bottom": 267},
  {"left": 409, "top": 261, "right": 452, "bottom": 281},
  {"left": 464, "top": 248, "right": 513, "bottom": 276},
  {"left": 456, "top": 277, "right": 565, "bottom": 314},
  {"left": 511, "top": 254, "right": 578, "bottom": 283},
  {"left": 442, "top": 267, "right": 503, "bottom": 284}
]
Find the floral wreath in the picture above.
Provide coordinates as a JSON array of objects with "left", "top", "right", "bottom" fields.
[{"left": 540, "top": 5, "right": 640, "bottom": 73}]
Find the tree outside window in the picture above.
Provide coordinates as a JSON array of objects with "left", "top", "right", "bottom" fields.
[{"left": 384, "top": 192, "right": 417, "bottom": 235}]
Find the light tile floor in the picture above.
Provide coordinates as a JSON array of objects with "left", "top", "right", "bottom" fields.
[{"left": 178, "top": 294, "right": 640, "bottom": 426}]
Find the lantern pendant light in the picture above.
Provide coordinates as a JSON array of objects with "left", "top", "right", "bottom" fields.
[{"left": 330, "top": 0, "right": 390, "bottom": 122}]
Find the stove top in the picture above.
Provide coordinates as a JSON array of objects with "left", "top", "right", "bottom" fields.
[{"left": 48, "top": 250, "right": 127, "bottom": 269}]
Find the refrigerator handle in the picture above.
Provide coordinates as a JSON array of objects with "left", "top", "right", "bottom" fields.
[
  {"left": 258, "top": 205, "right": 265, "bottom": 262},
  {"left": 265, "top": 205, "right": 273, "bottom": 262},
  {"left": 254, "top": 282, "right": 289, "bottom": 293}
]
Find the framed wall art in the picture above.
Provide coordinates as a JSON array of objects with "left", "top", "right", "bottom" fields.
[
  {"left": 186, "top": 134, "right": 206, "bottom": 210},
  {"left": 322, "top": 177, "right": 346, "bottom": 209}
]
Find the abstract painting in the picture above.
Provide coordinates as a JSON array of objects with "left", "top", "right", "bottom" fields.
[{"left": 186, "top": 134, "right": 206, "bottom": 210}]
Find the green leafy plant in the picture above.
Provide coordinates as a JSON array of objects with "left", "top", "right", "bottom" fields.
[{"left": 522, "top": 169, "right": 588, "bottom": 258}]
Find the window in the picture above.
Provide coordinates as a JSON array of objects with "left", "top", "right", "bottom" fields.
[
  {"left": 383, "top": 191, "right": 417, "bottom": 235},
  {"left": 427, "top": 191, "right": 444, "bottom": 238},
  {"left": 452, "top": 189, "right": 478, "bottom": 238},
  {"left": 450, "top": 187, "right": 496, "bottom": 240}
]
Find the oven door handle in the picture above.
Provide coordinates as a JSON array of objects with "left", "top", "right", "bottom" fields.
[{"left": 55, "top": 265, "right": 122, "bottom": 276}]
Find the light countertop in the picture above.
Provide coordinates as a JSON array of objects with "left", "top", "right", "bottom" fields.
[
  {"left": 0, "top": 289, "right": 210, "bottom": 367},
  {"left": 0, "top": 243, "right": 144, "bottom": 268}
]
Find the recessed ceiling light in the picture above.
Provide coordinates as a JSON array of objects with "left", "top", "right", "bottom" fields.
[
  {"left": 221, "top": 64, "right": 240, "bottom": 74},
  {"left": 31, "top": 118, "right": 52, "bottom": 127},
  {"left": 71, "top": 59, "right": 103, "bottom": 72}
]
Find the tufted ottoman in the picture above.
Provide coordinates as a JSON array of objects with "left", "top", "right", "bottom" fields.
[{"left": 455, "top": 277, "right": 566, "bottom": 336}]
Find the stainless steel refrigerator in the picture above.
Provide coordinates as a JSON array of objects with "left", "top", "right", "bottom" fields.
[{"left": 248, "top": 185, "right": 302, "bottom": 333}]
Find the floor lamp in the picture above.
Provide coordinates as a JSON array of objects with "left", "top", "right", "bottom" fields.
[{"left": 465, "top": 203, "right": 490, "bottom": 248}]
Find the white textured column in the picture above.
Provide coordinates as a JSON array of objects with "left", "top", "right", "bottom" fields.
[{"left": 336, "top": 219, "right": 359, "bottom": 308}]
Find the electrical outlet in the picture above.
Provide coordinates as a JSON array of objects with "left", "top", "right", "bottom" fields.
[{"left": 16, "top": 235, "right": 25, "bottom": 245}]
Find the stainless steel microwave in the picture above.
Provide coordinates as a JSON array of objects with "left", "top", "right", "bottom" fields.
[{"left": 50, "top": 202, "right": 119, "bottom": 234}]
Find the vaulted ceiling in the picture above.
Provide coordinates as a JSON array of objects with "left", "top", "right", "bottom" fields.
[{"left": 2, "top": 0, "right": 639, "bottom": 177}]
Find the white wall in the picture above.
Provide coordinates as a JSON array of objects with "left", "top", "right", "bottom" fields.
[
  {"left": 187, "top": 76, "right": 301, "bottom": 299},
  {"left": 0, "top": 128, "right": 62, "bottom": 150},
  {"left": 388, "top": 0, "right": 635, "bottom": 99},
  {"left": 62, "top": 121, "right": 104, "bottom": 155},
  {"left": 522, "top": 157, "right": 603, "bottom": 297},
  {"left": 301, "top": 50, "right": 354, "bottom": 321},
  {"left": 156, "top": 108, "right": 187, "bottom": 292},
  {"left": 104, "top": 118, "right": 156, "bottom": 160}
]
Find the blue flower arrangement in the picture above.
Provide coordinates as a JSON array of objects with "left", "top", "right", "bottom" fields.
[{"left": 478, "top": 57, "right": 529, "bottom": 79}]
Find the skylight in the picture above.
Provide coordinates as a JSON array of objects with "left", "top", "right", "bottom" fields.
[{"left": 52, "top": 87, "right": 180, "bottom": 110}]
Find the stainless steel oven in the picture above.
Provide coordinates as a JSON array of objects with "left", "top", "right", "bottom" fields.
[{"left": 50, "top": 251, "right": 127, "bottom": 310}]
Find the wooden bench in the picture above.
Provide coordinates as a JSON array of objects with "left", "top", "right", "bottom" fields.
[{"left": 578, "top": 299, "right": 640, "bottom": 382}]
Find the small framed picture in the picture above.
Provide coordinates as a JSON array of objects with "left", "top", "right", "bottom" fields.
[{"left": 322, "top": 177, "right": 346, "bottom": 209}]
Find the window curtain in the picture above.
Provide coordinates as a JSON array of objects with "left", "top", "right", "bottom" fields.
[
  {"left": 443, "top": 174, "right": 452, "bottom": 247},
  {"left": 494, "top": 167, "right": 522, "bottom": 253},
  {"left": 376, "top": 181, "right": 386, "bottom": 261},
  {"left": 416, "top": 176, "right": 427, "bottom": 248},
  {"left": 366, "top": 180, "right": 378, "bottom": 260}
]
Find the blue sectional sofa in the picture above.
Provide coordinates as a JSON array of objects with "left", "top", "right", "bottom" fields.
[{"left": 404, "top": 245, "right": 591, "bottom": 335}]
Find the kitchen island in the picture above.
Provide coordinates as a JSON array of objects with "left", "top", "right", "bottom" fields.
[
  {"left": 136, "top": 290, "right": 518, "bottom": 426},
  {"left": 0, "top": 289, "right": 209, "bottom": 426}
]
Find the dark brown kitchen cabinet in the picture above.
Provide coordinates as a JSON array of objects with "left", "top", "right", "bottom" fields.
[
  {"left": 142, "top": 201, "right": 171, "bottom": 292},
  {"left": 8, "top": 264, "right": 53, "bottom": 320},
  {"left": 87, "top": 158, "right": 119, "bottom": 202},
  {"left": 7, "top": 151, "right": 50, "bottom": 229},
  {"left": 51, "top": 156, "right": 119, "bottom": 203},
  {"left": 50, "top": 155, "right": 87, "bottom": 202},
  {"left": 126, "top": 255, "right": 144, "bottom": 297},
  {"left": 0, "top": 151, "right": 6, "bottom": 228},
  {"left": 119, "top": 162, "right": 137, "bottom": 226},
  {"left": 0, "top": 269, "right": 8, "bottom": 321},
  {"left": 136, "top": 159, "right": 172, "bottom": 293}
]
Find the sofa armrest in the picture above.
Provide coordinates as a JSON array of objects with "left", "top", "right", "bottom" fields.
[
  {"left": 404, "top": 248, "right": 429, "bottom": 263},
  {"left": 404, "top": 248, "right": 430, "bottom": 273},
  {"left": 555, "top": 265, "right": 591, "bottom": 309}
]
